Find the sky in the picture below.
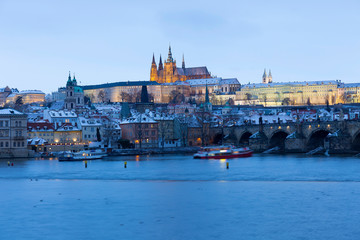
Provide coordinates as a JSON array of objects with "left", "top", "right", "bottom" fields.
[{"left": 0, "top": 0, "right": 359, "bottom": 93}]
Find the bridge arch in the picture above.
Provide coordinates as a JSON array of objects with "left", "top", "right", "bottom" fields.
[
  {"left": 269, "top": 130, "right": 289, "bottom": 150},
  {"left": 351, "top": 130, "right": 360, "bottom": 151},
  {"left": 307, "top": 129, "right": 331, "bottom": 150},
  {"left": 239, "top": 131, "right": 252, "bottom": 146}
]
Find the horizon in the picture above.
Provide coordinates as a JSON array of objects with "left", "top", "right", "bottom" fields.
[{"left": 1, "top": 0, "right": 360, "bottom": 94}]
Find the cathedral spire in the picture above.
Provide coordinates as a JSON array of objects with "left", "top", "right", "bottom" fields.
[
  {"left": 158, "top": 55, "right": 163, "bottom": 70},
  {"left": 152, "top": 53, "right": 156, "bottom": 64},
  {"left": 262, "top": 68, "right": 267, "bottom": 78},
  {"left": 68, "top": 71, "right": 71, "bottom": 81},
  {"left": 167, "top": 44, "right": 173, "bottom": 62},
  {"left": 268, "top": 69, "right": 272, "bottom": 77},
  {"left": 182, "top": 54, "right": 185, "bottom": 69}
]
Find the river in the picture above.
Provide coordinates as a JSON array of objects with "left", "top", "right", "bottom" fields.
[{"left": 1, "top": 154, "right": 360, "bottom": 240}]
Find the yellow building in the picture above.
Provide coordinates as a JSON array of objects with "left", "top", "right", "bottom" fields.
[
  {"left": 54, "top": 123, "right": 82, "bottom": 144},
  {"left": 6, "top": 90, "right": 45, "bottom": 105},
  {"left": 150, "top": 46, "right": 211, "bottom": 83},
  {"left": 236, "top": 80, "right": 341, "bottom": 106}
]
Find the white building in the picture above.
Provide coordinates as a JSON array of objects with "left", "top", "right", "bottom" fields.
[{"left": 43, "top": 110, "right": 78, "bottom": 126}]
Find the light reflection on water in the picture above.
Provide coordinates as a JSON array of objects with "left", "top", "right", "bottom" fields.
[
  {"left": 1, "top": 154, "right": 360, "bottom": 240},
  {"left": 0, "top": 154, "right": 360, "bottom": 182}
]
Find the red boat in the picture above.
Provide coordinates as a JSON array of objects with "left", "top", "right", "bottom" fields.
[{"left": 193, "top": 146, "right": 253, "bottom": 159}]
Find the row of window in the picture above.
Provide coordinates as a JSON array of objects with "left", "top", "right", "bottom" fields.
[
  {"left": 0, "top": 120, "right": 9, "bottom": 127},
  {"left": 15, "top": 130, "right": 23, "bottom": 137},
  {"left": 28, "top": 133, "right": 54, "bottom": 137},
  {"left": 0, "top": 121, "right": 24, "bottom": 127},
  {"left": 84, "top": 134, "right": 96, "bottom": 139},
  {"left": 0, "top": 141, "right": 25, "bottom": 148}
]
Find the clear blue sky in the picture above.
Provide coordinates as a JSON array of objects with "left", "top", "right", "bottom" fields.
[{"left": 1, "top": 0, "right": 359, "bottom": 93}]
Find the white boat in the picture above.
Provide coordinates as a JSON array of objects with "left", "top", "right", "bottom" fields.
[
  {"left": 59, "top": 149, "right": 107, "bottom": 161},
  {"left": 193, "top": 145, "right": 253, "bottom": 159}
]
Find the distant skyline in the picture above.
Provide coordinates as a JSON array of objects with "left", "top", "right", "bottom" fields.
[{"left": 1, "top": 0, "right": 360, "bottom": 93}]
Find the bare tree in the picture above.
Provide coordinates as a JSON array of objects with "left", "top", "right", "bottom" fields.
[
  {"left": 262, "top": 94, "right": 267, "bottom": 107},
  {"left": 120, "top": 92, "right": 131, "bottom": 102},
  {"left": 282, "top": 97, "right": 291, "bottom": 106},
  {"left": 245, "top": 93, "right": 252, "bottom": 105},
  {"left": 307, "top": 97, "right": 311, "bottom": 106},
  {"left": 158, "top": 119, "right": 172, "bottom": 149},
  {"left": 98, "top": 90, "right": 105, "bottom": 103},
  {"left": 169, "top": 90, "right": 185, "bottom": 104}
]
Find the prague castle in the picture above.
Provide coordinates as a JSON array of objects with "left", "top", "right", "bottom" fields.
[{"left": 150, "top": 46, "right": 211, "bottom": 83}]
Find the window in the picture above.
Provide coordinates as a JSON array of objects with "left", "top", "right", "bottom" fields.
[
  {"left": 0, "top": 142, "right": 3, "bottom": 147},
  {"left": 17, "top": 142, "right": 20, "bottom": 147},
  {"left": 5, "top": 121, "right": 8, "bottom": 127},
  {"left": 5, "top": 142, "right": 8, "bottom": 147},
  {"left": 13, "top": 142, "right": 16, "bottom": 147},
  {"left": 22, "top": 142, "right": 24, "bottom": 147},
  {"left": 0, "top": 121, "right": 3, "bottom": 127}
]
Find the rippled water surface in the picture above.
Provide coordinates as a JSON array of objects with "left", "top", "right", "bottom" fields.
[{"left": 1, "top": 154, "right": 360, "bottom": 240}]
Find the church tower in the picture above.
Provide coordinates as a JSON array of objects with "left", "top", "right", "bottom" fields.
[
  {"left": 268, "top": 69, "right": 272, "bottom": 83},
  {"left": 150, "top": 53, "right": 158, "bottom": 82},
  {"left": 262, "top": 69, "right": 268, "bottom": 84},
  {"left": 65, "top": 71, "right": 84, "bottom": 110},
  {"left": 182, "top": 54, "right": 185, "bottom": 69}
]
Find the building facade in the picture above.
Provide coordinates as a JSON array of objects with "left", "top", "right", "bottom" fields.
[
  {"left": 0, "top": 109, "right": 28, "bottom": 158},
  {"left": 120, "top": 114, "right": 158, "bottom": 148}
]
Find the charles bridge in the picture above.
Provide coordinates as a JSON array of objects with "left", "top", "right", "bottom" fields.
[{"left": 211, "top": 120, "right": 360, "bottom": 153}]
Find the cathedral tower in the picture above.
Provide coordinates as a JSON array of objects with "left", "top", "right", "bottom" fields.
[
  {"left": 150, "top": 54, "right": 158, "bottom": 82},
  {"left": 150, "top": 45, "right": 211, "bottom": 83}
]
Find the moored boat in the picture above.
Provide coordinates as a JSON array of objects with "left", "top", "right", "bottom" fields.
[
  {"left": 193, "top": 146, "right": 252, "bottom": 159},
  {"left": 58, "top": 149, "right": 107, "bottom": 161}
]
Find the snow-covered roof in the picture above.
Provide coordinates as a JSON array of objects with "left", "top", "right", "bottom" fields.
[
  {"left": 242, "top": 80, "right": 340, "bottom": 89},
  {"left": 48, "top": 110, "right": 77, "bottom": 118},
  {"left": 120, "top": 113, "right": 157, "bottom": 124},
  {"left": 219, "top": 78, "right": 240, "bottom": 85},
  {"left": 27, "top": 138, "right": 47, "bottom": 145},
  {"left": 185, "top": 78, "right": 221, "bottom": 86},
  {"left": 0, "top": 108, "right": 24, "bottom": 115},
  {"left": 78, "top": 117, "right": 102, "bottom": 127},
  {"left": 57, "top": 123, "right": 80, "bottom": 131},
  {"left": 20, "top": 90, "right": 45, "bottom": 94},
  {"left": 7, "top": 93, "right": 17, "bottom": 98},
  {"left": 343, "top": 83, "right": 360, "bottom": 88}
]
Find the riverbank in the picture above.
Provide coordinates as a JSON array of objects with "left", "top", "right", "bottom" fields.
[{"left": 109, "top": 146, "right": 201, "bottom": 156}]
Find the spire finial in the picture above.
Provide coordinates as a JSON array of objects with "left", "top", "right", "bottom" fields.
[
  {"left": 167, "top": 44, "right": 173, "bottom": 62},
  {"left": 152, "top": 53, "right": 156, "bottom": 64},
  {"left": 182, "top": 54, "right": 185, "bottom": 69},
  {"left": 158, "top": 54, "right": 163, "bottom": 71}
]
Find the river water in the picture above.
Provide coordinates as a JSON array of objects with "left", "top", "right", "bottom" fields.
[{"left": 1, "top": 154, "right": 360, "bottom": 240}]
